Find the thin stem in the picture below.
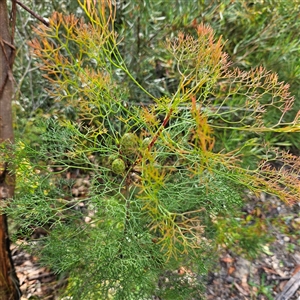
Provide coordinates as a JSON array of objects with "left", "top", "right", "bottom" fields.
[{"left": 16, "top": 1, "right": 49, "bottom": 27}]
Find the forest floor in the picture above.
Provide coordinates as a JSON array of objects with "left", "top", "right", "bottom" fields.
[
  {"left": 204, "top": 193, "right": 300, "bottom": 300},
  {"left": 11, "top": 181, "right": 300, "bottom": 300}
]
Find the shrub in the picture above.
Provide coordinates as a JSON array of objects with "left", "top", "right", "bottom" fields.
[{"left": 3, "top": 1, "right": 300, "bottom": 299}]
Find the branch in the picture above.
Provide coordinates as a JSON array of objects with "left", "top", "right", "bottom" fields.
[
  {"left": 148, "top": 108, "right": 173, "bottom": 150},
  {"left": 16, "top": 1, "right": 49, "bottom": 27}
]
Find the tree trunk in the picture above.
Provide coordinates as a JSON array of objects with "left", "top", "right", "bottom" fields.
[{"left": 0, "top": 0, "right": 20, "bottom": 299}]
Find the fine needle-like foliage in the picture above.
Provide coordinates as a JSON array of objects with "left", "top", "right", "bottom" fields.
[{"left": 3, "top": 1, "right": 300, "bottom": 299}]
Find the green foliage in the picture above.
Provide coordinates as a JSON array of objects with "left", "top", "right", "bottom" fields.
[
  {"left": 114, "top": 0, "right": 300, "bottom": 151},
  {"left": 249, "top": 273, "right": 274, "bottom": 300},
  {"left": 4, "top": 1, "right": 300, "bottom": 299},
  {"left": 213, "top": 213, "right": 273, "bottom": 259},
  {"left": 203, "top": 0, "right": 300, "bottom": 151},
  {"left": 13, "top": 0, "right": 300, "bottom": 152}
]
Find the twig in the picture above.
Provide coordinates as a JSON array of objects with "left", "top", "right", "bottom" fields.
[
  {"left": 148, "top": 108, "right": 173, "bottom": 149},
  {"left": 16, "top": 1, "right": 49, "bottom": 27},
  {"left": 27, "top": 271, "right": 55, "bottom": 281},
  {"left": 275, "top": 269, "right": 300, "bottom": 300},
  {"left": 125, "top": 100, "right": 264, "bottom": 113}
]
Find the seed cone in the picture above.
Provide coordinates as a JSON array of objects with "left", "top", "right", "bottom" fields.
[
  {"left": 111, "top": 158, "right": 126, "bottom": 175},
  {"left": 141, "top": 137, "right": 151, "bottom": 149},
  {"left": 120, "top": 133, "right": 138, "bottom": 157}
]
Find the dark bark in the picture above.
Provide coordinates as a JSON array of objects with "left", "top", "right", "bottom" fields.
[{"left": 0, "top": 0, "right": 20, "bottom": 299}]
